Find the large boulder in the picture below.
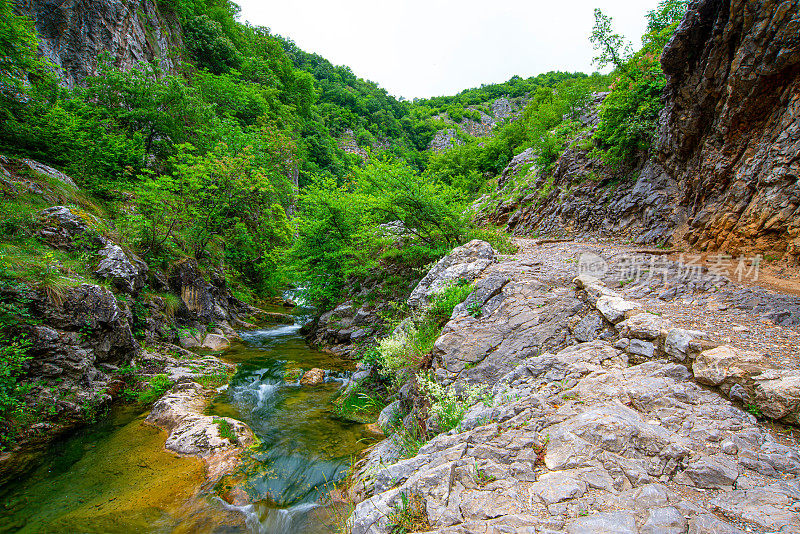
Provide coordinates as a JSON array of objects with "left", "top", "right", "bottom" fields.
[
  {"left": 169, "top": 258, "right": 227, "bottom": 323},
  {"left": 94, "top": 242, "right": 148, "bottom": 293},
  {"left": 693, "top": 345, "right": 800, "bottom": 425},
  {"left": 407, "top": 240, "right": 495, "bottom": 310},
  {"left": 37, "top": 205, "right": 106, "bottom": 250},
  {"left": 201, "top": 333, "right": 230, "bottom": 351},
  {"left": 146, "top": 381, "right": 255, "bottom": 482}
]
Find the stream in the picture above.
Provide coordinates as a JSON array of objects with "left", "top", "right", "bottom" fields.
[{"left": 0, "top": 317, "right": 375, "bottom": 533}]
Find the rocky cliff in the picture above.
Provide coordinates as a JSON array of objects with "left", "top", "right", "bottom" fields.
[
  {"left": 14, "top": 0, "right": 184, "bottom": 87},
  {"left": 428, "top": 97, "right": 528, "bottom": 152},
  {"left": 657, "top": 0, "right": 800, "bottom": 260},
  {"left": 491, "top": 0, "right": 800, "bottom": 261}
]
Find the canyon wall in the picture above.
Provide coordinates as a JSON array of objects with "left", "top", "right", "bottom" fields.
[
  {"left": 14, "top": 0, "right": 184, "bottom": 87},
  {"left": 496, "top": 0, "right": 800, "bottom": 261}
]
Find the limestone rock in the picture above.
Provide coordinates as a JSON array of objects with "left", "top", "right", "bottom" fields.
[
  {"left": 596, "top": 296, "right": 640, "bottom": 324},
  {"left": 300, "top": 368, "right": 325, "bottom": 385},
  {"left": 94, "top": 242, "right": 148, "bottom": 294},
  {"left": 627, "top": 339, "right": 656, "bottom": 359},
  {"left": 169, "top": 258, "right": 228, "bottom": 323},
  {"left": 752, "top": 370, "right": 800, "bottom": 424},
  {"left": 146, "top": 382, "right": 255, "bottom": 467},
  {"left": 664, "top": 328, "right": 704, "bottom": 361},
  {"left": 16, "top": 0, "right": 184, "bottom": 88},
  {"left": 347, "top": 341, "right": 800, "bottom": 534},
  {"left": 571, "top": 311, "right": 607, "bottom": 342},
  {"left": 641, "top": 506, "right": 687, "bottom": 534},
  {"left": 37, "top": 205, "right": 105, "bottom": 249},
  {"left": 201, "top": 333, "right": 230, "bottom": 351},
  {"left": 377, "top": 400, "right": 404, "bottom": 431},
  {"left": 616, "top": 313, "right": 673, "bottom": 340},
  {"left": 688, "top": 514, "right": 745, "bottom": 534},
  {"left": 693, "top": 346, "right": 766, "bottom": 387},
  {"left": 407, "top": 240, "right": 495, "bottom": 310},
  {"left": 683, "top": 456, "right": 739, "bottom": 489},
  {"left": 566, "top": 511, "right": 636, "bottom": 534}
]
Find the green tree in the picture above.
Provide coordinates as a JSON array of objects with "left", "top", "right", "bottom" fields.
[
  {"left": 356, "top": 159, "right": 466, "bottom": 248},
  {"left": 590, "top": 9, "right": 632, "bottom": 72},
  {"left": 591, "top": 1, "right": 688, "bottom": 166},
  {"left": 291, "top": 175, "right": 368, "bottom": 308},
  {"left": 184, "top": 14, "right": 241, "bottom": 74}
]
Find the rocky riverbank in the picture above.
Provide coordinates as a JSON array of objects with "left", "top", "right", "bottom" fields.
[
  {"left": 0, "top": 155, "right": 282, "bottom": 485},
  {"left": 342, "top": 239, "right": 800, "bottom": 533}
]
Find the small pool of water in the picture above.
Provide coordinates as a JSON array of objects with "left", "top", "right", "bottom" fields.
[
  {"left": 0, "top": 406, "right": 244, "bottom": 533},
  {"left": 208, "top": 322, "right": 377, "bottom": 533}
]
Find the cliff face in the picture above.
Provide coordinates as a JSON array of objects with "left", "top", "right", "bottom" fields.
[
  {"left": 657, "top": 0, "right": 800, "bottom": 260},
  {"left": 494, "top": 0, "right": 800, "bottom": 260},
  {"left": 14, "top": 0, "right": 184, "bottom": 87}
]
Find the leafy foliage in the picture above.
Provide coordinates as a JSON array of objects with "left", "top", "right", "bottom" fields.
[
  {"left": 291, "top": 158, "right": 470, "bottom": 309},
  {"left": 376, "top": 282, "right": 474, "bottom": 380},
  {"left": 426, "top": 77, "right": 604, "bottom": 193},
  {"left": 0, "top": 274, "right": 34, "bottom": 446},
  {"left": 417, "top": 372, "right": 489, "bottom": 432},
  {"left": 591, "top": 0, "right": 688, "bottom": 165},
  {"left": 137, "top": 374, "right": 172, "bottom": 404}
]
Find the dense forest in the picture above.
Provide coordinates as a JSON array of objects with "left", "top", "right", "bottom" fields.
[{"left": 0, "top": 0, "right": 688, "bottom": 438}]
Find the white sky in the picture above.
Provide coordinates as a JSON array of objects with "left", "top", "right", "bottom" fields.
[{"left": 235, "top": 0, "right": 661, "bottom": 100}]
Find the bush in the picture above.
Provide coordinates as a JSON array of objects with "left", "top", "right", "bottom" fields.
[
  {"left": 464, "top": 226, "right": 518, "bottom": 255},
  {"left": 377, "top": 281, "right": 474, "bottom": 380},
  {"left": 590, "top": 1, "right": 688, "bottom": 166},
  {"left": 292, "top": 159, "right": 469, "bottom": 309},
  {"left": 0, "top": 274, "right": 35, "bottom": 448},
  {"left": 417, "top": 373, "right": 490, "bottom": 432},
  {"left": 137, "top": 374, "right": 172, "bottom": 404},
  {"left": 387, "top": 492, "right": 431, "bottom": 533},
  {"left": 184, "top": 15, "right": 241, "bottom": 74},
  {"left": 426, "top": 281, "right": 474, "bottom": 324}
]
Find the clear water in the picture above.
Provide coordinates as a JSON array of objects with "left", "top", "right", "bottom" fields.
[
  {"left": 0, "top": 318, "right": 374, "bottom": 533},
  {"left": 207, "top": 322, "right": 376, "bottom": 533}
]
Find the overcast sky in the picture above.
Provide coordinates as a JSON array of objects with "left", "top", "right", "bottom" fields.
[{"left": 235, "top": 0, "right": 662, "bottom": 100}]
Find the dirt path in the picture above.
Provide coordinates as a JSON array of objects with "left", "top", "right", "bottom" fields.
[{"left": 513, "top": 238, "right": 800, "bottom": 370}]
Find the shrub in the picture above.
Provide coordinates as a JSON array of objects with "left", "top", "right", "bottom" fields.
[
  {"left": 387, "top": 492, "right": 431, "bottom": 534},
  {"left": 377, "top": 282, "right": 474, "bottom": 380},
  {"left": 213, "top": 417, "right": 239, "bottom": 444},
  {"left": 464, "top": 226, "right": 518, "bottom": 255},
  {"left": 137, "top": 374, "right": 172, "bottom": 404},
  {"left": 590, "top": 1, "right": 688, "bottom": 166},
  {"left": 426, "top": 281, "right": 474, "bottom": 324},
  {"left": 377, "top": 326, "right": 417, "bottom": 376},
  {"left": 417, "top": 373, "right": 490, "bottom": 432},
  {"left": 0, "top": 274, "right": 35, "bottom": 449}
]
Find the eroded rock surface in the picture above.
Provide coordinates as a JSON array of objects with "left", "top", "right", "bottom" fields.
[
  {"left": 490, "top": 0, "right": 800, "bottom": 261},
  {"left": 408, "top": 239, "right": 496, "bottom": 310},
  {"left": 349, "top": 343, "right": 800, "bottom": 534},
  {"left": 346, "top": 240, "right": 800, "bottom": 534},
  {"left": 146, "top": 381, "right": 255, "bottom": 480},
  {"left": 15, "top": 0, "right": 184, "bottom": 88}
]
